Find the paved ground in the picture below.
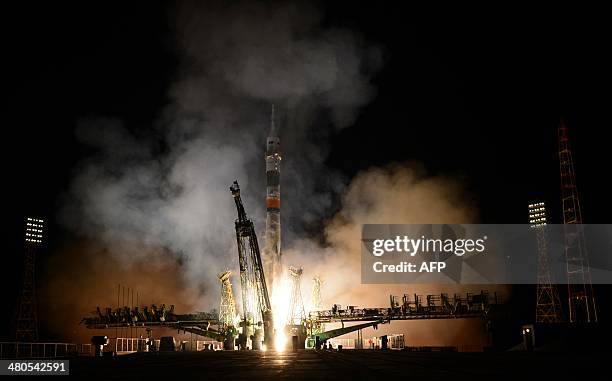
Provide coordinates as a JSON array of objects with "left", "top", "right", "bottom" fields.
[{"left": 70, "top": 349, "right": 611, "bottom": 380}]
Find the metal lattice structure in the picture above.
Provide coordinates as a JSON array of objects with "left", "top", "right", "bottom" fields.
[
  {"left": 15, "top": 217, "right": 44, "bottom": 342},
  {"left": 311, "top": 276, "right": 322, "bottom": 311},
  {"left": 230, "top": 181, "right": 272, "bottom": 349},
  {"left": 309, "top": 276, "right": 324, "bottom": 334},
  {"left": 287, "top": 266, "right": 306, "bottom": 325},
  {"left": 528, "top": 202, "right": 562, "bottom": 323},
  {"left": 310, "top": 291, "right": 500, "bottom": 324},
  {"left": 558, "top": 121, "right": 597, "bottom": 323},
  {"left": 218, "top": 271, "right": 237, "bottom": 329},
  {"left": 81, "top": 306, "right": 224, "bottom": 341}
]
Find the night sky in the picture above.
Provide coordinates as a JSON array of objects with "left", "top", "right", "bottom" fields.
[{"left": 3, "top": 2, "right": 612, "bottom": 339}]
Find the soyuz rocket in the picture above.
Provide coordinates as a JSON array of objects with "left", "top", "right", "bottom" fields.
[{"left": 264, "top": 105, "right": 282, "bottom": 296}]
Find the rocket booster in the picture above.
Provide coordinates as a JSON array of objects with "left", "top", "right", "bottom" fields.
[
  {"left": 264, "top": 105, "right": 282, "bottom": 295},
  {"left": 266, "top": 119, "right": 281, "bottom": 212}
]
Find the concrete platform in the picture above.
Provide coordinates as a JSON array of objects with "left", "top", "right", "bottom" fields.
[{"left": 70, "top": 349, "right": 611, "bottom": 380}]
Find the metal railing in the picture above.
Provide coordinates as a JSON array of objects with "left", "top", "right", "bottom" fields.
[
  {"left": 108, "top": 337, "right": 222, "bottom": 353},
  {"left": 0, "top": 337, "right": 229, "bottom": 358},
  {"left": 114, "top": 337, "right": 147, "bottom": 354},
  {"left": 310, "top": 291, "right": 502, "bottom": 323},
  {"left": 0, "top": 342, "right": 94, "bottom": 359}
]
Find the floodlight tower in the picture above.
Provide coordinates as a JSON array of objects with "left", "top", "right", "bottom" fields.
[
  {"left": 528, "top": 202, "right": 562, "bottom": 323},
  {"left": 15, "top": 217, "right": 44, "bottom": 342},
  {"left": 558, "top": 120, "right": 597, "bottom": 323}
]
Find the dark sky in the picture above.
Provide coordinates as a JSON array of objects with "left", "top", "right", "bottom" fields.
[{"left": 3, "top": 2, "right": 612, "bottom": 338}]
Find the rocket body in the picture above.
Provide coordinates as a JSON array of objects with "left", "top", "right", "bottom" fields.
[{"left": 264, "top": 131, "right": 282, "bottom": 296}]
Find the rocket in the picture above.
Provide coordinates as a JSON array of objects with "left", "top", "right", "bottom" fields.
[{"left": 264, "top": 105, "right": 282, "bottom": 296}]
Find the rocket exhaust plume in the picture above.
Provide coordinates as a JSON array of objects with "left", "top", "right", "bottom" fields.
[{"left": 264, "top": 104, "right": 282, "bottom": 297}]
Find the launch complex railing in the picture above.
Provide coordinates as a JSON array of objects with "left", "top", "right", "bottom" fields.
[
  {"left": 0, "top": 342, "right": 94, "bottom": 359},
  {"left": 309, "top": 291, "right": 502, "bottom": 323},
  {"left": 82, "top": 292, "right": 504, "bottom": 342},
  {"left": 82, "top": 320, "right": 224, "bottom": 342}
]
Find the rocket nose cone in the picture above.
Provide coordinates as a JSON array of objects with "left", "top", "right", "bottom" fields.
[{"left": 266, "top": 137, "right": 281, "bottom": 154}]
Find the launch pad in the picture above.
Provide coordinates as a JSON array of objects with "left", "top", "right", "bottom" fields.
[
  {"left": 66, "top": 349, "right": 610, "bottom": 380},
  {"left": 81, "top": 114, "right": 504, "bottom": 351}
]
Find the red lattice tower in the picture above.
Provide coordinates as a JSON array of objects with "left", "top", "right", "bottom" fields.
[{"left": 558, "top": 120, "right": 597, "bottom": 323}]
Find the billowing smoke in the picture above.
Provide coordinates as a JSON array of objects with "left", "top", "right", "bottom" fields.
[
  {"left": 45, "top": 0, "right": 381, "bottom": 339},
  {"left": 43, "top": 1, "right": 494, "bottom": 347},
  {"left": 282, "top": 164, "right": 499, "bottom": 347},
  {"left": 286, "top": 163, "right": 478, "bottom": 309},
  {"left": 40, "top": 240, "right": 202, "bottom": 343}
]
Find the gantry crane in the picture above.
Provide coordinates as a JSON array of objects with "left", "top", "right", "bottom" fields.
[{"left": 230, "top": 181, "right": 274, "bottom": 349}]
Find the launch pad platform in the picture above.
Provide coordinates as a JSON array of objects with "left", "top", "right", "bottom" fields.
[{"left": 68, "top": 349, "right": 609, "bottom": 380}]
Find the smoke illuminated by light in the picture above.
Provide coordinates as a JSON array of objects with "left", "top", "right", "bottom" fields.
[{"left": 31, "top": 0, "right": 504, "bottom": 351}]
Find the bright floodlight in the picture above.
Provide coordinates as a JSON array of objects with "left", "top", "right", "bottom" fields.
[
  {"left": 528, "top": 202, "right": 547, "bottom": 227},
  {"left": 25, "top": 217, "right": 44, "bottom": 244}
]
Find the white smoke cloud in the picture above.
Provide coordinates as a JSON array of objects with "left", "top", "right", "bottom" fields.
[
  {"left": 57, "top": 0, "right": 382, "bottom": 313},
  {"left": 171, "top": 1, "right": 381, "bottom": 126},
  {"left": 52, "top": 2, "right": 495, "bottom": 347},
  {"left": 284, "top": 164, "right": 481, "bottom": 309},
  {"left": 282, "top": 164, "right": 503, "bottom": 347}
]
